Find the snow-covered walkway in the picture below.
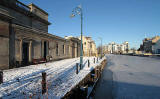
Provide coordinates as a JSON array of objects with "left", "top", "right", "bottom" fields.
[
  {"left": 96, "top": 54, "right": 160, "bottom": 99},
  {"left": 0, "top": 57, "right": 105, "bottom": 99}
]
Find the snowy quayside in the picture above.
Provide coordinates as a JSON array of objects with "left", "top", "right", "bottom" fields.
[{"left": 0, "top": 57, "right": 106, "bottom": 99}]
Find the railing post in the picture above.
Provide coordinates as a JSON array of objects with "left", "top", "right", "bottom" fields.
[
  {"left": 76, "top": 63, "right": 79, "bottom": 74},
  {"left": 88, "top": 60, "right": 90, "bottom": 67},
  {"left": 42, "top": 72, "right": 47, "bottom": 94},
  {"left": 0, "top": 71, "right": 3, "bottom": 84},
  {"left": 94, "top": 58, "right": 95, "bottom": 63}
]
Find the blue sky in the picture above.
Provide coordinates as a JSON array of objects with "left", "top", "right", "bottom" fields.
[{"left": 22, "top": 0, "right": 160, "bottom": 48}]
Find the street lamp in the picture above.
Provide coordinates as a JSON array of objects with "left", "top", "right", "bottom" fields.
[{"left": 71, "top": 5, "right": 83, "bottom": 69}]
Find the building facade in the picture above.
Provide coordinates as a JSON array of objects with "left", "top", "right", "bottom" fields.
[
  {"left": 0, "top": 0, "right": 80, "bottom": 70},
  {"left": 140, "top": 36, "right": 160, "bottom": 54},
  {"left": 65, "top": 36, "right": 81, "bottom": 58},
  {"left": 104, "top": 41, "right": 129, "bottom": 54},
  {"left": 79, "top": 36, "right": 97, "bottom": 56}
]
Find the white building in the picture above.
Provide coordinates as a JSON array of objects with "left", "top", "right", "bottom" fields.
[{"left": 105, "top": 41, "right": 129, "bottom": 54}]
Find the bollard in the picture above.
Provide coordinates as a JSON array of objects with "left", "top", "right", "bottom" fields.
[
  {"left": 88, "top": 60, "right": 90, "bottom": 67},
  {"left": 76, "top": 63, "right": 79, "bottom": 74},
  {"left": 42, "top": 72, "right": 47, "bottom": 94},
  {"left": 94, "top": 69, "right": 97, "bottom": 79},
  {"left": 96, "top": 69, "right": 99, "bottom": 78},
  {"left": 0, "top": 71, "right": 3, "bottom": 84}
]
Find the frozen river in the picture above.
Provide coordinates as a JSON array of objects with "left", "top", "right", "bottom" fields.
[{"left": 94, "top": 54, "right": 160, "bottom": 99}]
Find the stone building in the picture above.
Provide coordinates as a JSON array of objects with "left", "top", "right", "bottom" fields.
[
  {"left": 0, "top": 0, "right": 80, "bottom": 70},
  {"left": 79, "top": 36, "right": 97, "bottom": 56},
  {"left": 65, "top": 36, "right": 81, "bottom": 58},
  {"left": 140, "top": 36, "right": 160, "bottom": 54}
]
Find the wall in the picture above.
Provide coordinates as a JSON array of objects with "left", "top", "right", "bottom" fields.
[
  {"left": 0, "top": 20, "right": 9, "bottom": 69},
  {"left": 49, "top": 39, "right": 71, "bottom": 60},
  {"left": 32, "top": 40, "right": 42, "bottom": 59},
  {"left": 15, "top": 39, "right": 21, "bottom": 62},
  {"left": 32, "top": 20, "right": 48, "bottom": 32}
]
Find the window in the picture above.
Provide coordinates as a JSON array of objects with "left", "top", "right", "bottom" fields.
[{"left": 56, "top": 43, "right": 58, "bottom": 56}]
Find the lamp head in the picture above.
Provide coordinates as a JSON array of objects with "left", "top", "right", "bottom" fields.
[{"left": 70, "top": 14, "right": 75, "bottom": 18}]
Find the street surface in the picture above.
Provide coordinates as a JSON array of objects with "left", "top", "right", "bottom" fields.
[{"left": 94, "top": 54, "right": 160, "bottom": 99}]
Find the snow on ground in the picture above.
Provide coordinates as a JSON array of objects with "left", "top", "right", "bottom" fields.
[
  {"left": 107, "top": 54, "right": 160, "bottom": 99},
  {"left": 0, "top": 57, "right": 106, "bottom": 99}
]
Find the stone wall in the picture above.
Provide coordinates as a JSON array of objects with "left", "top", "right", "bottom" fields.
[
  {"left": 49, "top": 39, "right": 71, "bottom": 60},
  {"left": 0, "top": 37, "right": 9, "bottom": 69},
  {"left": 0, "top": 20, "right": 9, "bottom": 69},
  {"left": 32, "top": 20, "right": 48, "bottom": 32}
]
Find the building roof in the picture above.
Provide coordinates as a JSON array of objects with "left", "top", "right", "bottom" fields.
[
  {"left": 28, "top": 3, "right": 48, "bottom": 15},
  {"left": 151, "top": 36, "right": 160, "bottom": 43},
  {"left": 65, "top": 36, "right": 81, "bottom": 42},
  {"left": 143, "top": 36, "right": 160, "bottom": 43}
]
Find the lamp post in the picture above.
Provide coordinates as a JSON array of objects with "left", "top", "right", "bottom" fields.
[{"left": 71, "top": 5, "right": 83, "bottom": 69}]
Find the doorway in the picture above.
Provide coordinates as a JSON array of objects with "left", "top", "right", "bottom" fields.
[
  {"left": 44, "top": 41, "right": 47, "bottom": 59},
  {"left": 72, "top": 43, "right": 75, "bottom": 58},
  {"left": 22, "top": 42, "right": 29, "bottom": 65}
]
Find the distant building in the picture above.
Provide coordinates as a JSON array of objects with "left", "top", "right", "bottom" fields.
[
  {"left": 140, "top": 36, "right": 160, "bottom": 54},
  {"left": 121, "top": 41, "right": 129, "bottom": 53},
  {"left": 104, "top": 41, "right": 129, "bottom": 54},
  {"left": 79, "top": 36, "right": 97, "bottom": 56}
]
